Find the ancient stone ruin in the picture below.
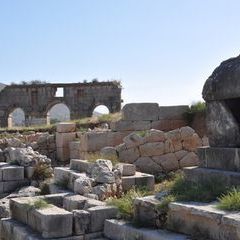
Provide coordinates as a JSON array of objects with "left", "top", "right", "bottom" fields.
[{"left": 0, "top": 81, "right": 121, "bottom": 127}]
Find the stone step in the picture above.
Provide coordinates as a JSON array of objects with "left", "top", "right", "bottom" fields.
[
  {"left": 0, "top": 217, "right": 103, "bottom": 240},
  {"left": 121, "top": 172, "right": 155, "bottom": 192},
  {"left": 167, "top": 201, "right": 240, "bottom": 240},
  {"left": 104, "top": 219, "right": 189, "bottom": 240},
  {"left": 70, "top": 159, "right": 93, "bottom": 173},
  {"left": 184, "top": 166, "right": 240, "bottom": 187},
  {"left": 10, "top": 197, "right": 73, "bottom": 238}
]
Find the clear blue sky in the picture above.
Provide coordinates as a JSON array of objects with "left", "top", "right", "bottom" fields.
[{"left": 1, "top": 0, "right": 240, "bottom": 106}]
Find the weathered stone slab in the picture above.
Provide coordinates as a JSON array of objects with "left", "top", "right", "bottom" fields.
[
  {"left": 70, "top": 159, "right": 93, "bottom": 173},
  {"left": 88, "top": 205, "right": 118, "bottom": 232},
  {"left": 167, "top": 201, "right": 240, "bottom": 240},
  {"left": 123, "top": 133, "right": 145, "bottom": 149},
  {"left": 56, "top": 122, "right": 76, "bottom": 133},
  {"left": 56, "top": 132, "right": 76, "bottom": 148},
  {"left": 28, "top": 205, "right": 73, "bottom": 238},
  {"left": 69, "top": 141, "right": 81, "bottom": 159},
  {"left": 1, "top": 165, "right": 24, "bottom": 181},
  {"left": 198, "top": 147, "right": 240, "bottom": 171},
  {"left": 54, "top": 167, "right": 71, "bottom": 185},
  {"left": 118, "top": 147, "right": 140, "bottom": 163},
  {"left": 3, "top": 180, "right": 30, "bottom": 193},
  {"left": 73, "top": 210, "right": 90, "bottom": 235},
  {"left": 184, "top": 166, "right": 240, "bottom": 187},
  {"left": 122, "top": 172, "right": 155, "bottom": 192},
  {"left": 110, "top": 120, "right": 151, "bottom": 131},
  {"left": 152, "top": 153, "right": 179, "bottom": 172},
  {"left": 134, "top": 195, "right": 162, "bottom": 228},
  {"left": 122, "top": 103, "right": 159, "bottom": 121},
  {"left": 104, "top": 219, "right": 188, "bottom": 240},
  {"left": 57, "top": 147, "right": 70, "bottom": 162},
  {"left": 145, "top": 129, "right": 166, "bottom": 143},
  {"left": 179, "top": 152, "right": 199, "bottom": 168},
  {"left": 159, "top": 106, "right": 189, "bottom": 120},
  {"left": 115, "top": 163, "right": 136, "bottom": 176}
]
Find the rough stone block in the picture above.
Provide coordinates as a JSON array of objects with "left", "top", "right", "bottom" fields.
[
  {"left": 122, "top": 103, "right": 159, "bottom": 121},
  {"left": 88, "top": 205, "right": 118, "bottom": 232},
  {"left": 56, "top": 122, "right": 76, "bottom": 133},
  {"left": 145, "top": 129, "right": 166, "bottom": 143},
  {"left": 56, "top": 132, "right": 76, "bottom": 148},
  {"left": 1, "top": 165, "right": 24, "bottom": 181},
  {"left": 123, "top": 133, "right": 145, "bottom": 149},
  {"left": 134, "top": 157, "right": 163, "bottom": 174},
  {"left": 24, "top": 166, "right": 35, "bottom": 179},
  {"left": 134, "top": 195, "right": 162, "bottom": 228},
  {"left": 139, "top": 142, "right": 165, "bottom": 157},
  {"left": 179, "top": 152, "right": 199, "bottom": 168},
  {"left": 73, "top": 210, "right": 90, "bottom": 235},
  {"left": 28, "top": 205, "right": 73, "bottom": 238},
  {"left": 70, "top": 159, "right": 93, "bottom": 173},
  {"left": 54, "top": 167, "right": 71, "bottom": 185},
  {"left": 115, "top": 163, "right": 136, "bottom": 176},
  {"left": 159, "top": 106, "right": 189, "bottom": 120},
  {"left": 152, "top": 153, "right": 179, "bottom": 172},
  {"left": 118, "top": 147, "right": 140, "bottom": 164}
]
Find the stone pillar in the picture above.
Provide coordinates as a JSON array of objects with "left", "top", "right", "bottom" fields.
[
  {"left": 46, "top": 113, "right": 51, "bottom": 125},
  {"left": 8, "top": 114, "right": 13, "bottom": 128},
  {"left": 56, "top": 122, "right": 76, "bottom": 162}
]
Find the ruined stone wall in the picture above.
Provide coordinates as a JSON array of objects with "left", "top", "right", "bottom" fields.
[{"left": 0, "top": 82, "right": 122, "bottom": 127}]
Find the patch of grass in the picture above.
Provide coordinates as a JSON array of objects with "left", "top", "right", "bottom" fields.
[
  {"left": 135, "top": 130, "right": 148, "bottom": 138},
  {"left": 98, "top": 112, "right": 121, "bottom": 122},
  {"left": 24, "top": 198, "right": 50, "bottom": 210},
  {"left": 217, "top": 188, "right": 240, "bottom": 211},
  {"left": 169, "top": 174, "right": 228, "bottom": 202},
  {"left": 107, "top": 188, "right": 150, "bottom": 220},
  {"left": 32, "top": 163, "right": 53, "bottom": 181}
]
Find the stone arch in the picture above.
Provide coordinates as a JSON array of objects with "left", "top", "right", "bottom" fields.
[
  {"left": 47, "top": 102, "right": 71, "bottom": 124},
  {"left": 92, "top": 104, "right": 110, "bottom": 116},
  {"left": 8, "top": 107, "right": 26, "bottom": 128}
]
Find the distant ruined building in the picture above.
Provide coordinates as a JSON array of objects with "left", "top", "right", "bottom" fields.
[{"left": 0, "top": 81, "right": 122, "bottom": 127}]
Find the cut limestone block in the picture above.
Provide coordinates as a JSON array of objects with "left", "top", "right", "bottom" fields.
[
  {"left": 56, "top": 122, "right": 76, "bottom": 133},
  {"left": 88, "top": 205, "right": 118, "bottom": 232},
  {"left": 110, "top": 120, "right": 151, "bottom": 132},
  {"left": 0, "top": 217, "right": 83, "bottom": 240},
  {"left": 54, "top": 167, "right": 71, "bottom": 185},
  {"left": 69, "top": 141, "right": 81, "bottom": 159},
  {"left": 28, "top": 205, "right": 73, "bottom": 238},
  {"left": 134, "top": 195, "right": 162, "bottom": 228},
  {"left": 115, "top": 163, "right": 136, "bottom": 176},
  {"left": 56, "top": 132, "right": 76, "bottom": 148},
  {"left": 184, "top": 166, "right": 240, "bottom": 187},
  {"left": 73, "top": 210, "right": 90, "bottom": 235},
  {"left": 57, "top": 147, "right": 70, "bottom": 162},
  {"left": 70, "top": 159, "right": 93, "bottom": 173},
  {"left": 151, "top": 119, "right": 187, "bottom": 132},
  {"left": 122, "top": 103, "right": 159, "bottom": 121},
  {"left": 3, "top": 179, "right": 30, "bottom": 193},
  {"left": 158, "top": 106, "right": 189, "bottom": 120},
  {"left": 122, "top": 172, "right": 154, "bottom": 192},
  {"left": 198, "top": 146, "right": 240, "bottom": 171},
  {"left": 167, "top": 201, "right": 240, "bottom": 240},
  {"left": 104, "top": 219, "right": 189, "bottom": 240},
  {"left": 1, "top": 165, "right": 24, "bottom": 181},
  {"left": 63, "top": 194, "right": 105, "bottom": 212}
]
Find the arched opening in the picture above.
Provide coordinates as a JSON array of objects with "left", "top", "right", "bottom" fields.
[
  {"left": 47, "top": 103, "right": 70, "bottom": 124},
  {"left": 8, "top": 108, "right": 25, "bottom": 128},
  {"left": 92, "top": 105, "right": 110, "bottom": 116}
]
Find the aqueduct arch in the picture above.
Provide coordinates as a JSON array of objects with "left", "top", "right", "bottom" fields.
[{"left": 0, "top": 82, "right": 122, "bottom": 127}]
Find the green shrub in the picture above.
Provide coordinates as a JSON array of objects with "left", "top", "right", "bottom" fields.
[
  {"left": 32, "top": 163, "right": 53, "bottom": 181},
  {"left": 107, "top": 188, "right": 150, "bottom": 220},
  {"left": 135, "top": 130, "right": 148, "bottom": 138},
  {"left": 217, "top": 188, "right": 240, "bottom": 211},
  {"left": 184, "top": 101, "right": 206, "bottom": 124},
  {"left": 24, "top": 198, "right": 50, "bottom": 210}
]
